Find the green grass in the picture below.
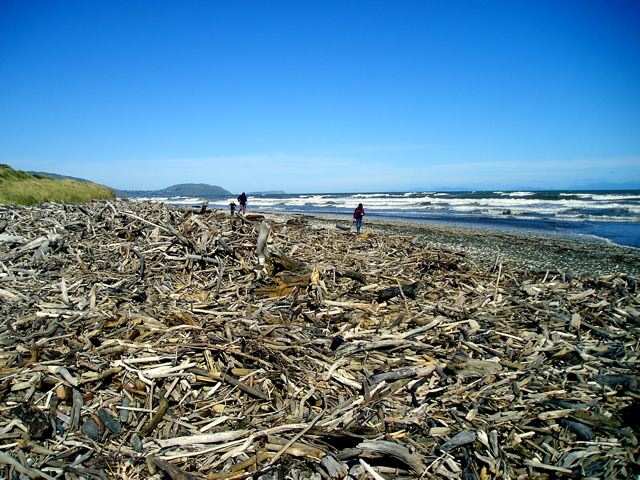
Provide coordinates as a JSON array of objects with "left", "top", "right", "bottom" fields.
[{"left": 0, "top": 164, "right": 115, "bottom": 205}]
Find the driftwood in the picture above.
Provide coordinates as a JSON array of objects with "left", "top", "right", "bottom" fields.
[{"left": 0, "top": 199, "right": 638, "bottom": 479}]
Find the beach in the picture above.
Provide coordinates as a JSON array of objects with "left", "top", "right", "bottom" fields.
[
  {"left": 257, "top": 211, "right": 640, "bottom": 278},
  {"left": 164, "top": 189, "right": 640, "bottom": 249},
  {"left": 1, "top": 200, "right": 638, "bottom": 479}
]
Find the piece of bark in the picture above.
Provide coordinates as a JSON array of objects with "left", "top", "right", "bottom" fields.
[
  {"left": 377, "top": 281, "right": 421, "bottom": 302},
  {"left": 437, "top": 430, "right": 477, "bottom": 452},
  {"left": 13, "top": 403, "right": 52, "bottom": 440}
]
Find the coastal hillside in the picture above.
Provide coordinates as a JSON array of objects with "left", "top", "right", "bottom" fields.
[
  {"left": 116, "top": 183, "right": 232, "bottom": 198},
  {"left": 21, "top": 171, "right": 232, "bottom": 199},
  {"left": 27, "top": 170, "right": 93, "bottom": 183},
  {"left": 0, "top": 164, "right": 114, "bottom": 205}
]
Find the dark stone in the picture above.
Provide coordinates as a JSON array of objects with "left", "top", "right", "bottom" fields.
[
  {"left": 82, "top": 418, "right": 100, "bottom": 441},
  {"left": 330, "top": 336, "right": 345, "bottom": 351},
  {"left": 98, "top": 408, "right": 122, "bottom": 435}
]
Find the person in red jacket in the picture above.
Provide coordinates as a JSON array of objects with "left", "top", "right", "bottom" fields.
[{"left": 353, "top": 203, "right": 365, "bottom": 233}]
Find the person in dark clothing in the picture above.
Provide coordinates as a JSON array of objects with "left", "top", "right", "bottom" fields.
[
  {"left": 229, "top": 201, "right": 236, "bottom": 215},
  {"left": 237, "top": 192, "right": 247, "bottom": 214},
  {"left": 353, "top": 203, "right": 365, "bottom": 233}
]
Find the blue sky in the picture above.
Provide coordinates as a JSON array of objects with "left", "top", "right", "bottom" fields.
[{"left": 1, "top": 1, "right": 639, "bottom": 193}]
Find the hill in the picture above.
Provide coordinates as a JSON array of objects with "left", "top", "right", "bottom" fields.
[
  {"left": 250, "top": 190, "right": 287, "bottom": 195},
  {"left": 117, "top": 183, "right": 232, "bottom": 198},
  {"left": 158, "top": 183, "right": 232, "bottom": 196},
  {"left": 0, "top": 164, "right": 115, "bottom": 205},
  {"left": 27, "top": 171, "right": 93, "bottom": 183},
  {"left": 572, "top": 181, "right": 640, "bottom": 190}
]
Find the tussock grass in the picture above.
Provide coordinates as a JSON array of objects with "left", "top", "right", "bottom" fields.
[{"left": 0, "top": 164, "right": 114, "bottom": 205}]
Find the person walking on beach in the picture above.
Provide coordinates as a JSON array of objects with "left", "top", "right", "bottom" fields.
[
  {"left": 237, "top": 192, "right": 247, "bottom": 214},
  {"left": 353, "top": 203, "right": 365, "bottom": 234}
]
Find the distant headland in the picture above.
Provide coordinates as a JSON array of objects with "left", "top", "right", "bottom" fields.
[
  {"left": 26, "top": 169, "right": 233, "bottom": 198},
  {"left": 115, "top": 183, "right": 232, "bottom": 198}
]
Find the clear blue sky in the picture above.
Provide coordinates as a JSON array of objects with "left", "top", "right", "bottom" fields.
[{"left": 1, "top": 0, "right": 639, "bottom": 193}]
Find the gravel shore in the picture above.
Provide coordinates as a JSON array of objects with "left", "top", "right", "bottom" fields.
[{"left": 259, "top": 211, "right": 640, "bottom": 278}]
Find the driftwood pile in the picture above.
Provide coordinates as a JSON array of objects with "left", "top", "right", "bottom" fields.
[{"left": 0, "top": 200, "right": 638, "bottom": 479}]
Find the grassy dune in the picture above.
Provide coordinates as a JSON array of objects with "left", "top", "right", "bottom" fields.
[{"left": 0, "top": 164, "right": 115, "bottom": 205}]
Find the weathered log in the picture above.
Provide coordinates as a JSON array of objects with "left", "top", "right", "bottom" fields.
[
  {"left": 256, "top": 221, "right": 271, "bottom": 264},
  {"left": 356, "top": 440, "right": 426, "bottom": 474}
]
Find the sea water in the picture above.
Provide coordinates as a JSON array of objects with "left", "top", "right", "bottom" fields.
[{"left": 130, "top": 190, "right": 640, "bottom": 248}]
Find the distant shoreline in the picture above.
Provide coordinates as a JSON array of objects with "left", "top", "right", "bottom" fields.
[{"left": 149, "top": 188, "right": 640, "bottom": 249}]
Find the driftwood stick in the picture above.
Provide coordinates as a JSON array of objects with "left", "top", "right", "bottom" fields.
[
  {"left": 116, "top": 207, "right": 196, "bottom": 250},
  {"left": 0, "top": 452, "right": 57, "bottom": 480},
  {"left": 77, "top": 366, "right": 122, "bottom": 385},
  {"left": 324, "top": 300, "right": 377, "bottom": 313},
  {"left": 493, "top": 261, "right": 503, "bottom": 303},
  {"left": 152, "top": 457, "right": 202, "bottom": 480},
  {"left": 140, "top": 398, "right": 170, "bottom": 437},
  {"left": 156, "top": 430, "right": 249, "bottom": 449},
  {"left": 132, "top": 247, "right": 145, "bottom": 281},
  {"left": 367, "top": 364, "right": 437, "bottom": 388},
  {"left": 115, "top": 208, "right": 173, "bottom": 234},
  {"left": 214, "top": 257, "right": 226, "bottom": 299},
  {"left": 207, "top": 452, "right": 272, "bottom": 480},
  {"left": 189, "top": 368, "right": 269, "bottom": 400},
  {"left": 173, "top": 342, "right": 272, "bottom": 368},
  {"left": 269, "top": 393, "right": 327, "bottom": 465},
  {"left": 185, "top": 253, "right": 219, "bottom": 264},
  {"left": 359, "top": 459, "right": 387, "bottom": 480}
]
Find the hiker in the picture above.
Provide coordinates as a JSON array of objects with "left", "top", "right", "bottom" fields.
[
  {"left": 237, "top": 192, "right": 247, "bottom": 214},
  {"left": 229, "top": 201, "right": 236, "bottom": 216},
  {"left": 198, "top": 201, "right": 209, "bottom": 214},
  {"left": 353, "top": 203, "right": 365, "bottom": 233}
]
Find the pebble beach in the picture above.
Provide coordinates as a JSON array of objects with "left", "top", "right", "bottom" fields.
[{"left": 264, "top": 211, "right": 640, "bottom": 278}]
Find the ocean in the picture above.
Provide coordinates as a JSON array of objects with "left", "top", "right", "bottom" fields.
[{"left": 130, "top": 190, "right": 640, "bottom": 248}]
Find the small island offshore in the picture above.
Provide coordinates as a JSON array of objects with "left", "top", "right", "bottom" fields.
[{"left": 0, "top": 166, "right": 638, "bottom": 478}]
